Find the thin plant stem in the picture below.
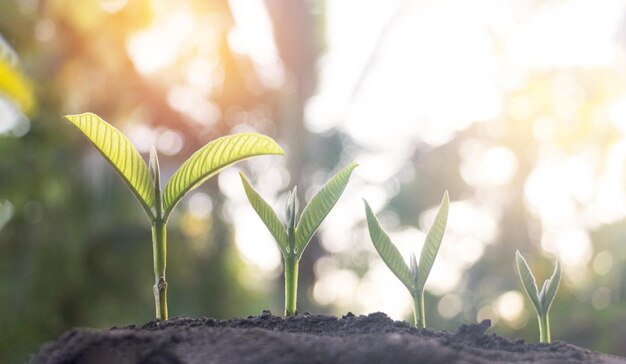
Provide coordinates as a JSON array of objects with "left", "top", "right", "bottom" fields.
[
  {"left": 539, "top": 313, "right": 550, "bottom": 343},
  {"left": 413, "top": 291, "right": 425, "bottom": 328},
  {"left": 152, "top": 219, "right": 168, "bottom": 320},
  {"left": 284, "top": 255, "right": 298, "bottom": 316}
]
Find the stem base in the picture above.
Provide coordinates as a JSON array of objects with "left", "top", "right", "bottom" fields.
[{"left": 284, "top": 256, "right": 298, "bottom": 316}]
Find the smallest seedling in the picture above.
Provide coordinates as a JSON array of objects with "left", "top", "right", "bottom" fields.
[{"left": 515, "top": 251, "right": 561, "bottom": 343}]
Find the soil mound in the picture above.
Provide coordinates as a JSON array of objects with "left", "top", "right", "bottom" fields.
[{"left": 31, "top": 311, "right": 626, "bottom": 364}]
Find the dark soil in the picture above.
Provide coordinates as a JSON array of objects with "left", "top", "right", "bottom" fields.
[{"left": 32, "top": 311, "right": 626, "bottom": 364}]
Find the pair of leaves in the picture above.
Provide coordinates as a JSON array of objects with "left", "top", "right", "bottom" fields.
[
  {"left": 65, "top": 113, "right": 284, "bottom": 222},
  {"left": 240, "top": 163, "right": 358, "bottom": 259},
  {"left": 364, "top": 191, "right": 449, "bottom": 296},
  {"left": 515, "top": 251, "right": 561, "bottom": 316}
]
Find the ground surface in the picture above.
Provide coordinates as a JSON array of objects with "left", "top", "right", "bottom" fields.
[{"left": 32, "top": 311, "right": 626, "bottom": 364}]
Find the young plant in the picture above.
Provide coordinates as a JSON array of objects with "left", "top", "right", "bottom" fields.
[
  {"left": 240, "top": 163, "right": 358, "bottom": 316},
  {"left": 65, "top": 112, "right": 284, "bottom": 320},
  {"left": 364, "top": 191, "right": 449, "bottom": 328},
  {"left": 515, "top": 251, "right": 561, "bottom": 343}
]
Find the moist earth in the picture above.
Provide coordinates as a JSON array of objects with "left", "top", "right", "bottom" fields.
[{"left": 31, "top": 311, "right": 626, "bottom": 364}]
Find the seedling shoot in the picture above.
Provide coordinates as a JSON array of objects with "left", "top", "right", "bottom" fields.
[
  {"left": 364, "top": 191, "right": 449, "bottom": 328},
  {"left": 240, "top": 163, "right": 358, "bottom": 316},
  {"left": 65, "top": 112, "right": 284, "bottom": 320},
  {"left": 515, "top": 251, "right": 561, "bottom": 343}
]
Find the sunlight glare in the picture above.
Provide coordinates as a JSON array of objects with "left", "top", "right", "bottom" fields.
[
  {"left": 356, "top": 262, "right": 412, "bottom": 319},
  {"left": 313, "top": 268, "right": 360, "bottom": 307},
  {"left": 496, "top": 291, "right": 524, "bottom": 322},
  {"left": 506, "top": 0, "right": 623, "bottom": 68},
  {"left": 233, "top": 207, "right": 282, "bottom": 274},
  {"left": 228, "top": 0, "right": 284, "bottom": 88},
  {"left": 592, "top": 251, "right": 614, "bottom": 276},
  {"left": 127, "top": 7, "right": 195, "bottom": 74},
  {"left": 437, "top": 294, "right": 462, "bottom": 319}
]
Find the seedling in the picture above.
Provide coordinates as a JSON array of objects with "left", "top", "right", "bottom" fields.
[
  {"left": 364, "top": 191, "right": 449, "bottom": 328},
  {"left": 240, "top": 163, "right": 358, "bottom": 316},
  {"left": 515, "top": 251, "right": 561, "bottom": 343},
  {"left": 65, "top": 112, "right": 284, "bottom": 320}
]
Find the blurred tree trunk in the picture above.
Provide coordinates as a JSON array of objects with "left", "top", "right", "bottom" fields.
[{"left": 265, "top": 0, "right": 320, "bottom": 313}]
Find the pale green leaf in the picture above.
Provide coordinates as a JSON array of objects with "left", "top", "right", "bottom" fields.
[
  {"left": 294, "top": 163, "right": 357, "bottom": 256},
  {"left": 409, "top": 252, "right": 419, "bottom": 286},
  {"left": 163, "top": 133, "right": 284, "bottom": 220},
  {"left": 515, "top": 251, "right": 541, "bottom": 314},
  {"left": 538, "top": 280, "right": 548, "bottom": 308},
  {"left": 542, "top": 259, "right": 561, "bottom": 312},
  {"left": 240, "top": 173, "right": 289, "bottom": 255},
  {"left": 65, "top": 113, "right": 155, "bottom": 218},
  {"left": 417, "top": 191, "right": 449, "bottom": 291},
  {"left": 364, "top": 199, "right": 413, "bottom": 293}
]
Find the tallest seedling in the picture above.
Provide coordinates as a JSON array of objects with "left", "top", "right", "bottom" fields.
[{"left": 65, "top": 112, "right": 284, "bottom": 320}]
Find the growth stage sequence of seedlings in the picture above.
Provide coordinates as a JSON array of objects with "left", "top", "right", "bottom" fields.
[{"left": 66, "top": 112, "right": 564, "bottom": 344}]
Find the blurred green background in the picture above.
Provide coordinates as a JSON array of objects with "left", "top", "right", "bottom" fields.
[{"left": 1, "top": 0, "right": 626, "bottom": 362}]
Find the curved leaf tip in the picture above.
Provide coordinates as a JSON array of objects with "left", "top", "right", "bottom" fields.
[
  {"left": 239, "top": 172, "right": 289, "bottom": 255},
  {"left": 64, "top": 112, "right": 156, "bottom": 220},
  {"left": 294, "top": 163, "right": 358, "bottom": 256},
  {"left": 364, "top": 198, "right": 413, "bottom": 293},
  {"left": 416, "top": 190, "right": 449, "bottom": 290},
  {"left": 162, "top": 133, "right": 284, "bottom": 220}
]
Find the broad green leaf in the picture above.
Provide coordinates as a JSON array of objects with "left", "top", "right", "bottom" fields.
[
  {"left": 515, "top": 251, "right": 541, "bottom": 313},
  {"left": 65, "top": 113, "right": 155, "bottom": 218},
  {"left": 295, "top": 163, "right": 357, "bottom": 256},
  {"left": 364, "top": 199, "right": 413, "bottom": 293},
  {"left": 542, "top": 259, "right": 561, "bottom": 312},
  {"left": 240, "top": 173, "right": 289, "bottom": 255},
  {"left": 417, "top": 191, "right": 449, "bottom": 291},
  {"left": 163, "top": 133, "right": 284, "bottom": 220}
]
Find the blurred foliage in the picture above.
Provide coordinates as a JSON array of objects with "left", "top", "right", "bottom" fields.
[
  {"left": 1, "top": 0, "right": 626, "bottom": 363},
  {"left": 0, "top": 58, "right": 35, "bottom": 114}
]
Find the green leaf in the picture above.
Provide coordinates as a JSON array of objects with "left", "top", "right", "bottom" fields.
[
  {"left": 240, "top": 173, "right": 289, "bottom": 255},
  {"left": 515, "top": 251, "right": 541, "bottom": 314},
  {"left": 163, "top": 133, "right": 284, "bottom": 220},
  {"left": 541, "top": 259, "right": 561, "bottom": 312},
  {"left": 417, "top": 191, "right": 449, "bottom": 291},
  {"left": 294, "top": 163, "right": 357, "bottom": 256},
  {"left": 364, "top": 199, "right": 413, "bottom": 293},
  {"left": 64, "top": 113, "right": 155, "bottom": 219}
]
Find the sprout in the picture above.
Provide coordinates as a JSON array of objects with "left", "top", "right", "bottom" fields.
[
  {"left": 64, "top": 112, "right": 284, "bottom": 319},
  {"left": 515, "top": 251, "right": 561, "bottom": 343},
  {"left": 364, "top": 191, "right": 449, "bottom": 328},
  {"left": 240, "top": 163, "right": 358, "bottom": 316}
]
